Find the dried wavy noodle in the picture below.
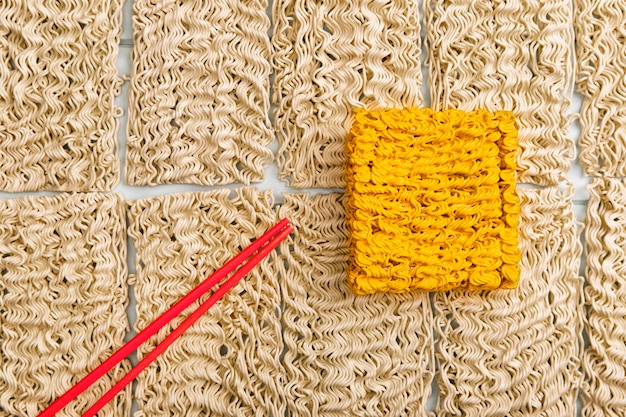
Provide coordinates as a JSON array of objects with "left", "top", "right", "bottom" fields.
[
  {"left": 126, "top": 0, "right": 273, "bottom": 186},
  {"left": 345, "top": 108, "right": 520, "bottom": 293},
  {"left": 0, "top": 193, "right": 131, "bottom": 417},
  {"left": 127, "top": 188, "right": 285, "bottom": 417},
  {"left": 276, "top": 193, "right": 434, "bottom": 416},
  {"left": 583, "top": 177, "right": 626, "bottom": 417},
  {"left": 424, "top": 0, "right": 575, "bottom": 185},
  {"left": 0, "top": 0, "right": 123, "bottom": 192},
  {"left": 272, "top": 0, "right": 423, "bottom": 188},
  {"left": 434, "top": 186, "right": 583, "bottom": 417},
  {"left": 575, "top": 0, "right": 626, "bottom": 176}
]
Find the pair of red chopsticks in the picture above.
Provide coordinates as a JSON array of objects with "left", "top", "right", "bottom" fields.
[{"left": 38, "top": 218, "right": 293, "bottom": 417}]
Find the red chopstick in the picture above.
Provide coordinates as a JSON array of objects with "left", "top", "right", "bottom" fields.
[{"left": 37, "top": 218, "right": 293, "bottom": 417}]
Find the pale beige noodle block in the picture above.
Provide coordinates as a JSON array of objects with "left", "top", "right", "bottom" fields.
[
  {"left": 434, "top": 186, "right": 583, "bottom": 417},
  {"left": 0, "top": 0, "right": 123, "bottom": 192},
  {"left": 276, "top": 193, "right": 434, "bottom": 417},
  {"left": 0, "top": 193, "right": 131, "bottom": 417},
  {"left": 272, "top": 0, "right": 423, "bottom": 188},
  {"left": 583, "top": 177, "right": 626, "bottom": 417},
  {"left": 575, "top": 0, "right": 626, "bottom": 176},
  {"left": 127, "top": 188, "right": 285, "bottom": 417},
  {"left": 126, "top": 0, "right": 273, "bottom": 186}
]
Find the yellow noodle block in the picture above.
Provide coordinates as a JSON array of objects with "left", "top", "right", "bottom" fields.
[{"left": 346, "top": 107, "right": 520, "bottom": 294}]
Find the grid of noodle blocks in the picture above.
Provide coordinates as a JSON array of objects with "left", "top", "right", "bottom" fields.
[{"left": 1, "top": 0, "right": 625, "bottom": 416}]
